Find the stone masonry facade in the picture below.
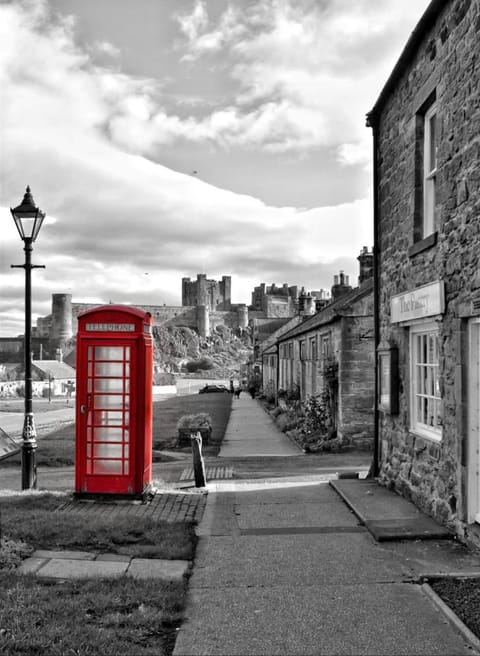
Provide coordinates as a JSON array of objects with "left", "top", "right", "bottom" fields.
[{"left": 369, "top": 0, "right": 480, "bottom": 539}]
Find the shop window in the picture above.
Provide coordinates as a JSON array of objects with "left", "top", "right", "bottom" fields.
[{"left": 410, "top": 323, "right": 442, "bottom": 441}]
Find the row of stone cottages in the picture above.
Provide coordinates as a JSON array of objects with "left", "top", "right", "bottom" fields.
[
  {"left": 259, "top": 249, "right": 375, "bottom": 451},
  {"left": 260, "top": 0, "right": 480, "bottom": 548}
]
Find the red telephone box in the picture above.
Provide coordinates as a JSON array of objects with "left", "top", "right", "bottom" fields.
[{"left": 75, "top": 305, "right": 153, "bottom": 499}]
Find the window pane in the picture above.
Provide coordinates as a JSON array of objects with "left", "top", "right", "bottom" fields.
[
  {"left": 429, "top": 114, "right": 437, "bottom": 171},
  {"left": 411, "top": 327, "right": 441, "bottom": 438},
  {"left": 95, "top": 346, "right": 124, "bottom": 360},
  {"left": 94, "top": 362, "right": 124, "bottom": 377},
  {"left": 94, "top": 378, "right": 124, "bottom": 393}
]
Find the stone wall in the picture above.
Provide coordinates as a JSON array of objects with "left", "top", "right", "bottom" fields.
[
  {"left": 373, "top": 0, "right": 480, "bottom": 536},
  {"left": 339, "top": 315, "right": 375, "bottom": 447}
]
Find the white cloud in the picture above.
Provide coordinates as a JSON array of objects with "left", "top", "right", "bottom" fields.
[{"left": 0, "top": 0, "right": 430, "bottom": 336}]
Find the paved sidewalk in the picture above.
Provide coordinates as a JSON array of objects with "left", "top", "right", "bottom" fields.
[
  {"left": 220, "top": 395, "right": 301, "bottom": 457},
  {"left": 174, "top": 399, "right": 480, "bottom": 656}
]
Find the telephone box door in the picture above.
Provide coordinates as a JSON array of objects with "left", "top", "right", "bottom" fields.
[{"left": 77, "top": 341, "right": 135, "bottom": 493}]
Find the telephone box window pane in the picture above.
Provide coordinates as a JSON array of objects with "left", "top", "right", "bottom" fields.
[
  {"left": 94, "top": 378, "right": 124, "bottom": 393},
  {"left": 94, "top": 427, "right": 123, "bottom": 441},
  {"left": 94, "top": 460, "right": 123, "bottom": 474},
  {"left": 99, "top": 411, "right": 123, "bottom": 425},
  {"left": 86, "top": 459, "right": 92, "bottom": 475},
  {"left": 93, "top": 443, "right": 123, "bottom": 458},
  {"left": 94, "top": 395, "right": 124, "bottom": 409},
  {"left": 124, "top": 429, "right": 129, "bottom": 443},
  {"left": 94, "top": 361, "right": 124, "bottom": 377},
  {"left": 94, "top": 346, "right": 124, "bottom": 360},
  {"left": 124, "top": 445, "right": 129, "bottom": 459},
  {"left": 125, "top": 347, "right": 130, "bottom": 361}
]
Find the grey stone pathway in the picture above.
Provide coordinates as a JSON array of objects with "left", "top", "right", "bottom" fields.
[{"left": 18, "top": 548, "right": 190, "bottom": 580}]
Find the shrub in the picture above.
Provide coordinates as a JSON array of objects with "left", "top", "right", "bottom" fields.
[
  {"left": 185, "top": 357, "right": 214, "bottom": 372},
  {"left": 176, "top": 413, "right": 212, "bottom": 431}
]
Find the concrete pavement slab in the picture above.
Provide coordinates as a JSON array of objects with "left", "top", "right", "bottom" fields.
[
  {"left": 36, "top": 558, "right": 128, "bottom": 579},
  {"left": 189, "top": 533, "right": 413, "bottom": 588},
  {"left": 31, "top": 549, "right": 96, "bottom": 560},
  {"left": 366, "top": 517, "right": 453, "bottom": 541},
  {"left": 331, "top": 479, "right": 425, "bottom": 519},
  {"left": 96, "top": 553, "right": 131, "bottom": 562},
  {"left": 233, "top": 481, "right": 342, "bottom": 505},
  {"left": 234, "top": 499, "right": 359, "bottom": 529},
  {"left": 174, "top": 583, "right": 474, "bottom": 656},
  {"left": 331, "top": 479, "right": 452, "bottom": 540},
  {"left": 17, "top": 557, "right": 48, "bottom": 575},
  {"left": 127, "top": 558, "right": 190, "bottom": 581}
]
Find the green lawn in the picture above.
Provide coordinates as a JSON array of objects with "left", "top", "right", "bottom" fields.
[
  {"left": 152, "top": 392, "right": 232, "bottom": 456},
  {"left": 0, "top": 492, "right": 198, "bottom": 655},
  {"left": 1, "top": 392, "right": 233, "bottom": 467}
]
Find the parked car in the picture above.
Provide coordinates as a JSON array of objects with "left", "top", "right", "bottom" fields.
[{"left": 198, "top": 384, "right": 230, "bottom": 394}]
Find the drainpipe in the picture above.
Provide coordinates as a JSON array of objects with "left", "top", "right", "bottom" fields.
[
  {"left": 367, "top": 111, "right": 380, "bottom": 478},
  {"left": 275, "top": 342, "right": 280, "bottom": 407}
]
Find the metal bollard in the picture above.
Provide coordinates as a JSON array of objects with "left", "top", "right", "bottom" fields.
[{"left": 191, "top": 431, "right": 207, "bottom": 487}]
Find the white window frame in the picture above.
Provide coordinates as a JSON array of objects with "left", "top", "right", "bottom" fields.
[
  {"left": 423, "top": 103, "right": 437, "bottom": 238},
  {"left": 410, "top": 322, "right": 442, "bottom": 441}
]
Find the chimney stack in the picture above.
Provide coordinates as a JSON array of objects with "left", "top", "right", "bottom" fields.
[
  {"left": 331, "top": 270, "right": 352, "bottom": 302},
  {"left": 357, "top": 246, "right": 374, "bottom": 284}
]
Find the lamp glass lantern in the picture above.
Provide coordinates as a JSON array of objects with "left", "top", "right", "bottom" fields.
[{"left": 10, "top": 185, "right": 45, "bottom": 242}]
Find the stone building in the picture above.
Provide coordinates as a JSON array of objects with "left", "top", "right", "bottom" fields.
[
  {"left": 367, "top": 0, "right": 480, "bottom": 543},
  {"left": 262, "top": 249, "right": 375, "bottom": 448},
  {"left": 182, "top": 274, "right": 231, "bottom": 311}
]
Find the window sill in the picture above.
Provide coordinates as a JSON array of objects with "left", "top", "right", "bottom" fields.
[{"left": 408, "top": 232, "right": 437, "bottom": 257}]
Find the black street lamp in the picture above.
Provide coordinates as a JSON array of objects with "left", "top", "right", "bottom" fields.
[{"left": 10, "top": 186, "right": 46, "bottom": 490}]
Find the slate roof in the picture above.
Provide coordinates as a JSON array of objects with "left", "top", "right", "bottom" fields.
[
  {"left": 277, "top": 278, "right": 374, "bottom": 343},
  {"left": 32, "top": 361, "right": 76, "bottom": 379}
]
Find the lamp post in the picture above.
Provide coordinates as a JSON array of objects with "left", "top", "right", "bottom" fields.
[{"left": 10, "top": 186, "right": 46, "bottom": 490}]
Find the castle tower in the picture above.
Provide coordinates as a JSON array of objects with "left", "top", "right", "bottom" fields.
[
  {"left": 196, "top": 305, "right": 210, "bottom": 338},
  {"left": 221, "top": 275, "right": 232, "bottom": 310},
  {"left": 196, "top": 274, "right": 208, "bottom": 307},
  {"left": 50, "top": 293, "right": 73, "bottom": 352},
  {"left": 237, "top": 304, "right": 248, "bottom": 331}
]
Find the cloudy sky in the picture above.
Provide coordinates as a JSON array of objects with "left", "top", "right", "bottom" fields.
[{"left": 0, "top": 0, "right": 431, "bottom": 336}]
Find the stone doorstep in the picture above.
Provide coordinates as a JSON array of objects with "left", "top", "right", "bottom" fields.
[{"left": 17, "top": 550, "right": 191, "bottom": 581}]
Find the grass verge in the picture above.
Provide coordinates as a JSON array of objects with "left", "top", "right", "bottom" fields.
[
  {"left": 0, "top": 493, "right": 196, "bottom": 560},
  {"left": 0, "top": 492, "right": 199, "bottom": 655},
  {"left": 0, "top": 574, "right": 185, "bottom": 655}
]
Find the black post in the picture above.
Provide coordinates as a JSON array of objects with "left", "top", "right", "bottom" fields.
[
  {"left": 191, "top": 431, "right": 206, "bottom": 487},
  {"left": 21, "top": 238, "right": 38, "bottom": 490}
]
